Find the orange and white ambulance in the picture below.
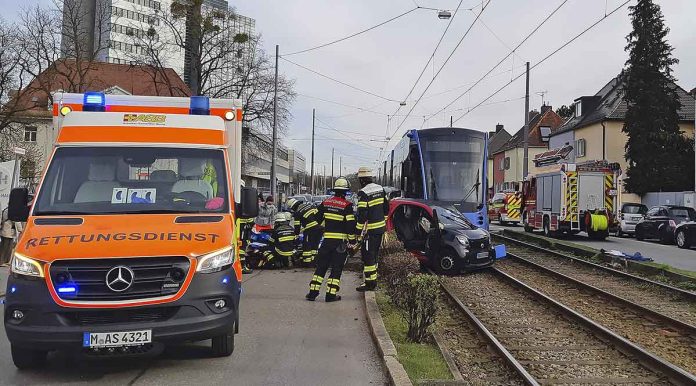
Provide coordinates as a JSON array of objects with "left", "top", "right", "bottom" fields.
[{"left": 4, "top": 92, "right": 258, "bottom": 368}]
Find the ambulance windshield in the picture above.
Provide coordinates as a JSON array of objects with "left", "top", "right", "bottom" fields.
[{"left": 34, "top": 147, "right": 229, "bottom": 215}]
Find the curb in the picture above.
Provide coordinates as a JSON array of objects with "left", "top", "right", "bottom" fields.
[
  {"left": 363, "top": 291, "right": 413, "bottom": 386},
  {"left": 432, "top": 331, "right": 463, "bottom": 381}
]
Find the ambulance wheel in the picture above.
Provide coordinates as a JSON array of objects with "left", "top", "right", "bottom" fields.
[
  {"left": 498, "top": 215, "right": 507, "bottom": 226},
  {"left": 11, "top": 345, "right": 47, "bottom": 370},
  {"left": 211, "top": 329, "right": 235, "bottom": 357}
]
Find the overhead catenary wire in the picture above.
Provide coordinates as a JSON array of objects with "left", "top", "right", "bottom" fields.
[
  {"left": 451, "top": 0, "right": 631, "bottom": 125},
  {"left": 281, "top": 56, "right": 400, "bottom": 103},
  {"left": 424, "top": 0, "right": 570, "bottom": 125},
  {"left": 392, "top": 0, "right": 493, "bottom": 135},
  {"left": 283, "top": 7, "right": 420, "bottom": 56}
]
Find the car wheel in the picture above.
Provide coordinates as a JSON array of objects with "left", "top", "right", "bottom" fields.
[
  {"left": 498, "top": 215, "right": 507, "bottom": 226},
  {"left": 434, "top": 251, "right": 457, "bottom": 276},
  {"left": 676, "top": 229, "right": 690, "bottom": 249},
  {"left": 11, "top": 345, "right": 47, "bottom": 370},
  {"left": 211, "top": 329, "right": 235, "bottom": 357},
  {"left": 635, "top": 228, "right": 644, "bottom": 241}
]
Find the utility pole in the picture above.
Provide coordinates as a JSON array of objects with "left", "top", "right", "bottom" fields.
[
  {"left": 310, "top": 108, "right": 315, "bottom": 195},
  {"left": 339, "top": 156, "right": 342, "bottom": 178},
  {"left": 331, "top": 148, "right": 335, "bottom": 186},
  {"left": 322, "top": 165, "right": 326, "bottom": 192},
  {"left": 450, "top": 116, "right": 453, "bottom": 127},
  {"left": 523, "top": 61, "right": 530, "bottom": 179},
  {"left": 270, "top": 44, "right": 279, "bottom": 201}
]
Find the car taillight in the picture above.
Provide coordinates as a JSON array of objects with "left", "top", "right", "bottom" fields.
[{"left": 669, "top": 220, "right": 677, "bottom": 228}]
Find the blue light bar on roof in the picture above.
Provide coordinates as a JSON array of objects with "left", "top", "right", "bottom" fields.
[
  {"left": 83, "top": 92, "right": 106, "bottom": 112},
  {"left": 190, "top": 96, "right": 210, "bottom": 115}
]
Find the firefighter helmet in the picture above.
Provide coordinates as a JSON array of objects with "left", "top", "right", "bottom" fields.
[
  {"left": 334, "top": 177, "right": 350, "bottom": 191},
  {"left": 275, "top": 212, "right": 290, "bottom": 224},
  {"left": 286, "top": 197, "right": 299, "bottom": 210},
  {"left": 357, "top": 167, "right": 373, "bottom": 178}
]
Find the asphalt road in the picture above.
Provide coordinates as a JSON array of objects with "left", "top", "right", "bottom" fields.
[
  {"left": 0, "top": 269, "right": 386, "bottom": 386},
  {"left": 491, "top": 223, "right": 696, "bottom": 272}
]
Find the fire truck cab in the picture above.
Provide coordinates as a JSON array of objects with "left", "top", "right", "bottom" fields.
[
  {"left": 4, "top": 92, "right": 258, "bottom": 368},
  {"left": 521, "top": 149, "right": 620, "bottom": 240}
]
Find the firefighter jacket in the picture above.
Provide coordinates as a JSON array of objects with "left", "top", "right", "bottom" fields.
[
  {"left": 268, "top": 224, "right": 297, "bottom": 258},
  {"left": 356, "top": 183, "right": 389, "bottom": 235},
  {"left": 291, "top": 201, "right": 321, "bottom": 233},
  {"left": 319, "top": 196, "right": 357, "bottom": 241}
]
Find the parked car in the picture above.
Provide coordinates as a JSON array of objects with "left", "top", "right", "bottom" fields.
[
  {"left": 387, "top": 198, "right": 502, "bottom": 274},
  {"left": 634, "top": 205, "right": 696, "bottom": 244},
  {"left": 674, "top": 221, "right": 696, "bottom": 249},
  {"left": 616, "top": 203, "right": 648, "bottom": 237},
  {"left": 311, "top": 195, "right": 330, "bottom": 206}
]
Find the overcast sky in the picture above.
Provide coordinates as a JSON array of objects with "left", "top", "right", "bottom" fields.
[{"left": 6, "top": 0, "right": 695, "bottom": 175}]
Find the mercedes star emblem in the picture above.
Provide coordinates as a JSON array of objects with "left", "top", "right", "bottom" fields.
[{"left": 105, "top": 266, "right": 135, "bottom": 292}]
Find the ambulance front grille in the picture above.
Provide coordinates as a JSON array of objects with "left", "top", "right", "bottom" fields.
[{"left": 49, "top": 256, "right": 191, "bottom": 301}]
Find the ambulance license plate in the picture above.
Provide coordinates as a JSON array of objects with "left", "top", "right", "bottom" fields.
[
  {"left": 83, "top": 330, "right": 152, "bottom": 348},
  {"left": 476, "top": 252, "right": 489, "bottom": 260}
]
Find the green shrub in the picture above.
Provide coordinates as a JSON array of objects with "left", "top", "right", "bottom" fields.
[
  {"left": 380, "top": 231, "right": 403, "bottom": 256},
  {"left": 379, "top": 251, "right": 420, "bottom": 304},
  {"left": 397, "top": 274, "right": 439, "bottom": 343}
]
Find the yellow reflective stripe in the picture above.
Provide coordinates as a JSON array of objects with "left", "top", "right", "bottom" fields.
[
  {"left": 324, "top": 232, "right": 348, "bottom": 240},
  {"left": 346, "top": 214, "right": 356, "bottom": 221},
  {"left": 302, "top": 251, "right": 314, "bottom": 256},
  {"left": 356, "top": 223, "right": 365, "bottom": 230},
  {"left": 324, "top": 213, "right": 345, "bottom": 221},
  {"left": 303, "top": 209, "right": 318, "bottom": 218},
  {"left": 302, "top": 221, "right": 319, "bottom": 231},
  {"left": 367, "top": 220, "right": 386, "bottom": 230},
  {"left": 278, "top": 235, "right": 295, "bottom": 242},
  {"left": 275, "top": 248, "right": 295, "bottom": 256},
  {"left": 268, "top": 237, "right": 275, "bottom": 243},
  {"left": 368, "top": 197, "right": 385, "bottom": 207},
  {"left": 357, "top": 201, "right": 368, "bottom": 208},
  {"left": 364, "top": 265, "right": 377, "bottom": 273},
  {"left": 309, "top": 283, "right": 321, "bottom": 290},
  {"left": 312, "top": 275, "right": 324, "bottom": 283}
]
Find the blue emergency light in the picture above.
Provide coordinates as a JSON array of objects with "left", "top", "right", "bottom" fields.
[
  {"left": 83, "top": 92, "right": 106, "bottom": 112},
  {"left": 190, "top": 96, "right": 210, "bottom": 115},
  {"left": 57, "top": 285, "right": 77, "bottom": 294}
]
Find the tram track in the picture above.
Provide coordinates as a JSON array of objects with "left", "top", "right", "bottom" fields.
[{"left": 438, "top": 268, "right": 696, "bottom": 385}]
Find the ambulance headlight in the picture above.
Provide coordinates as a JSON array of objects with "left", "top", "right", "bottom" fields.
[
  {"left": 11, "top": 253, "right": 44, "bottom": 278},
  {"left": 197, "top": 246, "right": 234, "bottom": 273},
  {"left": 224, "top": 111, "right": 235, "bottom": 121}
]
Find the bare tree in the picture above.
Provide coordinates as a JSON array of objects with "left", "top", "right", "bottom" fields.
[{"left": 0, "top": 17, "right": 35, "bottom": 133}]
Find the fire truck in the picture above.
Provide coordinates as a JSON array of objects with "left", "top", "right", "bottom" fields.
[
  {"left": 488, "top": 191, "right": 522, "bottom": 225},
  {"left": 521, "top": 147, "right": 620, "bottom": 240}
]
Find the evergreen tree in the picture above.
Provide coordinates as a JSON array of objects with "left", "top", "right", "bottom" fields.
[{"left": 622, "top": 0, "right": 691, "bottom": 195}]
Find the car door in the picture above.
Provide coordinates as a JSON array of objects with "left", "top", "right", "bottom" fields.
[
  {"left": 639, "top": 207, "right": 660, "bottom": 238},
  {"left": 388, "top": 200, "right": 433, "bottom": 257},
  {"left": 654, "top": 207, "right": 671, "bottom": 237}
]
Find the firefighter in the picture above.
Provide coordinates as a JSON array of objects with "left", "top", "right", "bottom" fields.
[
  {"left": 286, "top": 197, "right": 322, "bottom": 267},
  {"left": 235, "top": 181, "right": 254, "bottom": 274},
  {"left": 262, "top": 212, "right": 296, "bottom": 269},
  {"left": 355, "top": 167, "right": 389, "bottom": 292},
  {"left": 306, "top": 177, "right": 356, "bottom": 302}
]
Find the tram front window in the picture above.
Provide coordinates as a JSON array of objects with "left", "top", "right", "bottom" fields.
[{"left": 420, "top": 135, "right": 485, "bottom": 204}]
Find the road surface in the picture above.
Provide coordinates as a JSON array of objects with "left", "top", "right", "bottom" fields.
[
  {"left": 0, "top": 269, "right": 386, "bottom": 386},
  {"left": 491, "top": 223, "right": 696, "bottom": 272}
]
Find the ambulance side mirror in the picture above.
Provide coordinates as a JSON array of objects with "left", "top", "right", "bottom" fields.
[
  {"left": 240, "top": 187, "right": 259, "bottom": 218},
  {"left": 8, "top": 188, "right": 30, "bottom": 222}
]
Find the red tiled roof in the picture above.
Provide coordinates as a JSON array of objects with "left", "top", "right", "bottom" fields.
[
  {"left": 12, "top": 59, "right": 190, "bottom": 112},
  {"left": 493, "top": 107, "right": 565, "bottom": 155}
]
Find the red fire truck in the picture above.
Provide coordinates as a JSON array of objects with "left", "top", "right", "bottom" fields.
[{"left": 521, "top": 149, "right": 621, "bottom": 240}]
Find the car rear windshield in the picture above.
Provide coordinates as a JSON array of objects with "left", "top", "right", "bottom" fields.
[
  {"left": 34, "top": 146, "right": 229, "bottom": 216},
  {"left": 622, "top": 204, "right": 647, "bottom": 214},
  {"left": 669, "top": 207, "right": 696, "bottom": 220}
]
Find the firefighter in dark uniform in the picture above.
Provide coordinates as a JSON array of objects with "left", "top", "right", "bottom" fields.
[
  {"left": 286, "top": 197, "right": 322, "bottom": 267},
  {"left": 355, "top": 167, "right": 389, "bottom": 292},
  {"left": 306, "top": 177, "right": 356, "bottom": 302},
  {"left": 262, "top": 213, "right": 296, "bottom": 269}
]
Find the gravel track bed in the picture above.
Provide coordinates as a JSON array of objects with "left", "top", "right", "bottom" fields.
[
  {"left": 444, "top": 272, "right": 671, "bottom": 385},
  {"left": 497, "top": 259, "right": 696, "bottom": 375},
  {"left": 504, "top": 243, "right": 696, "bottom": 325},
  {"left": 437, "top": 296, "right": 524, "bottom": 385}
]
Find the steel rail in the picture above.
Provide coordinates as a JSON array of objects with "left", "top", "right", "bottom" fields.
[
  {"left": 505, "top": 251, "right": 696, "bottom": 334},
  {"left": 436, "top": 273, "right": 540, "bottom": 386},
  {"left": 493, "top": 233, "right": 696, "bottom": 299},
  {"left": 492, "top": 267, "right": 696, "bottom": 386}
]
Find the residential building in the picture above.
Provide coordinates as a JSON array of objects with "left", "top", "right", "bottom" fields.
[
  {"left": 5, "top": 60, "right": 189, "bottom": 183},
  {"left": 548, "top": 74, "right": 696, "bottom": 203},
  {"left": 491, "top": 105, "right": 565, "bottom": 192},
  {"left": 486, "top": 124, "right": 511, "bottom": 195},
  {"left": 288, "top": 149, "right": 307, "bottom": 195}
]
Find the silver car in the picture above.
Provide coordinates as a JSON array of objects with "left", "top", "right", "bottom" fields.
[{"left": 616, "top": 203, "right": 648, "bottom": 237}]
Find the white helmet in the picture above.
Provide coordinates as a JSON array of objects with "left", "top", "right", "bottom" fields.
[{"left": 357, "top": 167, "right": 373, "bottom": 178}]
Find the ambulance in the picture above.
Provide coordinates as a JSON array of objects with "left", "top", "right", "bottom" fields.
[{"left": 4, "top": 92, "right": 258, "bottom": 368}]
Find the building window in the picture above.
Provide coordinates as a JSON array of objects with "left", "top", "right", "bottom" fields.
[
  {"left": 24, "top": 126, "right": 37, "bottom": 142},
  {"left": 575, "top": 138, "right": 586, "bottom": 158},
  {"left": 574, "top": 101, "right": 582, "bottom": 117},
  {"left": 540, "top": 126, "right": 551, "bottom": 142},
  {"left": 504, "top": 157, "right": 511, "bottom": 170}
]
